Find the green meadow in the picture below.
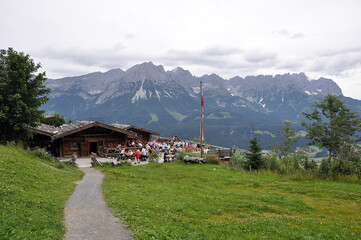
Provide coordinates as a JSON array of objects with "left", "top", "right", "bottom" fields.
[
  {"left": 100, "top": 162, "right": 361, "bottom": 240},
  {"left": 0, "top": 145, "right": 83, "bottom": 240}
]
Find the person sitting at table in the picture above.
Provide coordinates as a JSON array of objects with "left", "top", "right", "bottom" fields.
[
  {"left": 125, "top": 149, "right": 133, "bottom": 158},
  {"left": 120, "top": 149, "right": 125, "bottom": 159}
]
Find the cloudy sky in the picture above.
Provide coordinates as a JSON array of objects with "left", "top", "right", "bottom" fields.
[{"left": 1, "top": 0, "right": 361, "bottom": 99}]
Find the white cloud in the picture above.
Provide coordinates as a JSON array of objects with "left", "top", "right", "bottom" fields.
[{"left": 1, "top": 0, "right": 361, "bottom": 99}]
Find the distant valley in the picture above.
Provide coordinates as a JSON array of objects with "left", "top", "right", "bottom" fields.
[{"left": 41, "top": 62, "right": 361, "bottom": 149}]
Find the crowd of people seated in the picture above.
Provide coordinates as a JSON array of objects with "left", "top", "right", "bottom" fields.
[{"left": 104, "top": 137, "right": 202, "bottom": 164}]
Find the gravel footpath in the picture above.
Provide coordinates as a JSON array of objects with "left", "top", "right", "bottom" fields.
[{"left": 63, "top": 167, "right": 133, "bottom": 240}]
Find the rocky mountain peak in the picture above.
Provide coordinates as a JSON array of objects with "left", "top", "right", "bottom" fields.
[
  {"left": 170, "top": 67, "right": 192, "bottom": 77},
  {"left": 103, "top": 68, "right": 124, "bottom": 78},
  {"left": 122, "top": 62, "right": 169, "bottom": 83},
  {"left": 128, "top": 61, "right": 165, "bottom": 74}
]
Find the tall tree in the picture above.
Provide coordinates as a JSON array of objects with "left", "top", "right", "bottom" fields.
[
  {"left": 275, "top": 120, "right": 300, "bottom": 165},
  {"left": 0, "top": 48, "right": 50, "bottom": 143},
  {"left": 245, "top": 125, "right": 263, "bottom": 171},
  {"left": 302, "top": 94, "right": 361, "bottom": 162}
]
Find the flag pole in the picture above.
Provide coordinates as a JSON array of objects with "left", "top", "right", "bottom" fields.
[{"left": 200, "top": 81, "right": 204, "bottom": 158}]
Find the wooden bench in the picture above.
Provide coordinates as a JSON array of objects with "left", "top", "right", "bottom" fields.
[{"left": 209, "top": 149, "right": 232, "bottom": 161}]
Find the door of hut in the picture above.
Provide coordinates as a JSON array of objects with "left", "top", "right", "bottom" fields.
[
  {"left": 89, "top": 142, "right": 98, "bottom": 155},
  {"left": 81, "top": 142, "right": 88, "bottom": 157}
]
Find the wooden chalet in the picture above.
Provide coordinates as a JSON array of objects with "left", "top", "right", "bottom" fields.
[
  {"left": 110, "top": 124, "right": 159, "bottom": 143},
  {"left": 29, "top": 121, "right": 159, "bottom": 157}
]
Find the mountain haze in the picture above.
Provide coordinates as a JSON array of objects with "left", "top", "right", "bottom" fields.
[{"left": 42, "top": 62, "right": 360, "bottom": 148}]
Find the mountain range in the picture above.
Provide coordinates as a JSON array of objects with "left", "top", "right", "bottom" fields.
[{"left": 41, "top": 62, "right": 361, "bottom": 149}]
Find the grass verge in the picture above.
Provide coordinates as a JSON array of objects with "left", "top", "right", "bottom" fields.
[
  {"left": 99, "top": 162, "right": 361, "bottom": 239},
  {"left": 0, "top": 145, "right": 83, "bottom": 240}
]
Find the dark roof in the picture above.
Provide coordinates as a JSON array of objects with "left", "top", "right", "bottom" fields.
[
  {"left": 33, "top": 121, "right": 138, "bottom": 140},
  {"left": 113, "top": 124, "right": 160, "bottom": 135}
]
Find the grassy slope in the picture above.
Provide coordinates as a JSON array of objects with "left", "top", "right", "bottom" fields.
[
  {"left": 0, "top": 145, "right": 83, "bottom": 240},
  {"left": 100, "top": 163, "right": 361, "bottom": 240}
]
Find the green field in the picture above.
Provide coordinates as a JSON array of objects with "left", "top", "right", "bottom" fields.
[
  {"left": 0, "top": 145, "right": 83, "bottom": 240},
  {"left": 100, "top": 162, "right": 361, "bottom": 239}
]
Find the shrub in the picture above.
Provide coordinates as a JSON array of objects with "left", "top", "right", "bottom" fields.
[
  {"left": 176, "top": 151, "right": 200, "bottom": 162},
  {"left": 149, "top": 151, "right": 159, "bottom": 162},
  {"left": 264, "top": 153, "right": 280, "bottom": 172},
  {"left": 56, "top": 163, "right": 65, "bottom": 169},
  {"left": 6, "top": 141, "right": 24, "bottom": 150},
  {"left": 28, "top": 148, "right": 53, "bottom": 162},
  {"left": 116, "top": 161, "right": 132, "bottom": 167},
  {"left": 301, "top": 158, "right": 318, "bottom": 172},
  {"left": 228, "top": 153, "right": 244, "bottom": 169},
  {"left": 319, "top": 158, "right": 331, "bottom": 178},
  {"left": 206, "top": 155, "right": 220, "bottom": 165}
]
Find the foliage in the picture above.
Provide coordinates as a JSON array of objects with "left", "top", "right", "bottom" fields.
[
  {"left": 176, "top": 151, "right": 200, "bottom": 162},
  {"left": 0, "top": 145, "right": 83, "bottom": 239},
  {"left": 40, "top": 112, "right": 71, "bottom": 127},
  {"left": 228, "top": 149, "right": 245, "bottom": 169},
  {"left": 205, "top": 154, "right": 220, "bottom": 165},
  {"left": 300, "top": 158, "right": 318, "bottom": 172},
  {"left": 244, "top": 125, "right": 263, "bottom": 170},
  {"left": 302, "top": 94, "right": 361, "bottom": 177},
  {"left": 274, "top": 120, "right": 300, "bottom": 166},
  {"left": 28, "top": 148, "right": 53, "bottom": 161},
  {"left": 0, "top": 48, "right": 50, "bottom": 143},
  {"left": 27, "top": 148, "right": 80, "bottom": 172},
  {"left": 148, "top": 150, "right": 159, "bottom": 162},
  {"left": 302, "top": 94, "right": 361, "bottom": 160},
  {"left": 263, "top": 152, "right": 281, "bottom": 172},
  {"left": 99, "top": 163, "right": 361, "bottom": 239},
  {"left": 193, "top": 136, "right": 199, "bottom": 143}
]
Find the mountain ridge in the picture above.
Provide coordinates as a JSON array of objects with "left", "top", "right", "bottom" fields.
[{"left": 42, "top": 62, "right": 358, "bottom": 148}]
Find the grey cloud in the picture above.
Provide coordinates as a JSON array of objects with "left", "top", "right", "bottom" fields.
[
  {"left": 317, "top": 46, "right": 361, "bottom": 57},
  {"left": 278, "top": 29, "right": 291, "bottom": 36},
  {"left": 277, "top": 58, "right": 306, "bottom": 71},
  {"left": 124, "top": 34, "right": 135, "bottom": 39},
  {"left": 201, "top": 45, "right": 244, "bottom": 56},
  {"left": 160, "top": 46, "right": 281, "bottom": 78},
  {"left": 309, "top": 48, "right": 361, "bottom": 74},
  {"left": 244, "top": 49, "right": 277, "bottom": 63},
  {"left": 273, "top": 29, "right": 305, "bottom": 40},
  {"left": 162, "top": 46, "right": 245, "bottom": 69},
  {"left": 35, "top": 44, "right": 143, "bottom": 69},
  {"left": 290, "top": 33, "right": 305, "bottom": 39}
]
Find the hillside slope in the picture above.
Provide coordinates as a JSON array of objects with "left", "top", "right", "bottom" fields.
[{"left": 0, "top": 145, "right": 83, "bottom": 240}]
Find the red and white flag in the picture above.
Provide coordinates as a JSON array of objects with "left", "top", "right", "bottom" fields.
[{"left": 200, "top": 83, "right": 205, "bottom": 142}]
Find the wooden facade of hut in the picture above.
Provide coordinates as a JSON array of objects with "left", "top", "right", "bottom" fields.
[
  {"left": 30, "top": 121, "right": 159, "bottom": 157},
  {"left": 110, "top": 124, "right": 159, "bottom": 143}
]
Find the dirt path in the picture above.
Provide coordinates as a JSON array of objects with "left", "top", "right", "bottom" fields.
[{"left": 63, "top": 167, "right": 133, "bottom": 240}]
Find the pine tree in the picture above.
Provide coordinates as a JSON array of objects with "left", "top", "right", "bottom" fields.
[{"left": 245, "top": 125, "right": 263, "bottom": 171}]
